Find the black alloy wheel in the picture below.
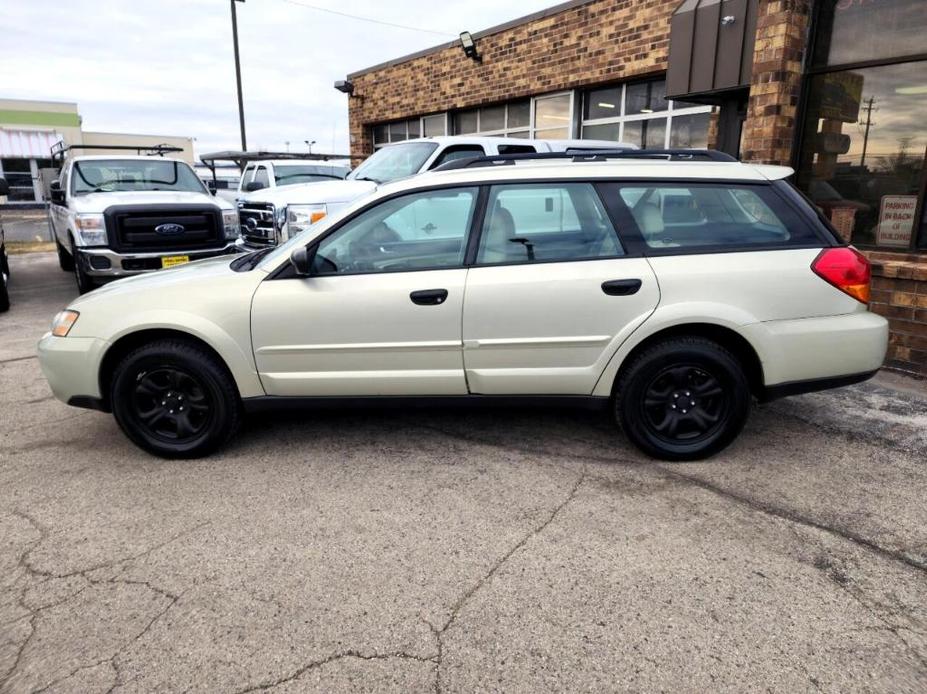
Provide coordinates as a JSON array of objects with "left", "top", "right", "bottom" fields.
[
  {"left": 615, "top": 337, "right": 750, "bottom": 461},
  {"left": 111, "top": 339, "right": 241, "bottom": 458}
]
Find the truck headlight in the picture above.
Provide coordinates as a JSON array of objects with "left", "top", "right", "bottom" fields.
[
  {"left": 222, "top": 210, "right": 240, "bottom": 239},
  {"left": 74, "top": 214, "right": 107, "bottom": 247},
  {"left": 51, "top": 310, "right": 80, "bottom": 337},
  {"left": 287, "top": 204, "right": 327, "bottom": 236}
]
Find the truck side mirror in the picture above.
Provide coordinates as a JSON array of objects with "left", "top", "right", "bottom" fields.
[
  {"left": 49, "top": 180, "right": 66, "bottom": 205},
  {"left": 206, "top": 180, "right": 218, "bottom": 195},
  {"left": 245, "top": 181, "right": 266, "bottom": 192},
  {"left": 0, "top": 178, "right": 9, "bottom": 196}
]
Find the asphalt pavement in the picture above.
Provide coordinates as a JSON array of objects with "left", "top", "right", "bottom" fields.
[{"left": 2, "top": 252, "right": 926, "bottom": 693}]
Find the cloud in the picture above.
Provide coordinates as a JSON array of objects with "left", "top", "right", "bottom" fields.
[{"left": 0, "top": 0, "right": 556, "bottom": 157}]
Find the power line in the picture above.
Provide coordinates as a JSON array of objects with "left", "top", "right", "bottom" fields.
[{"left": 275, "top": 0, "right": 456, "bottom": 37}]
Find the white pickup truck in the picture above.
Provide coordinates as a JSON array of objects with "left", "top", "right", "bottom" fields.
[
  {"left": 219, "top": 160, "right": 350, "bottom": 203},
  {"left": 48, "top": 150, "right": 242, "bottom": 293},
  {"left": 236, "top": 136, "right": 632, "bottom": 247}
]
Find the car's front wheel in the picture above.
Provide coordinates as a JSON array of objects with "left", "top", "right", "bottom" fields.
[
  {"left": 615, "top": 337, "right": 750, "bottom": 461},
  {"left": 110, "top": 339, "right": 241, "bottom": 458}
]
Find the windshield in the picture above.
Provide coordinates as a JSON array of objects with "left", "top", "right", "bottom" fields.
[
  {"left": 71, "top": 159, "right": 206, "bottom": 195},
  {"left": 348, "top": 142, "right": 438, "bottom": 184},
  {"left": 274, "top": 164, "right": 349, "bottom": 185}
]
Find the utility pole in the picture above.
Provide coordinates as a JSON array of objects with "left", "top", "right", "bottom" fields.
[
  {"left": 231, "top": 0, "right": 247, "bottom": 151},
  {"left": 859, "top": 96, "right": 877, "bottom": 170}
]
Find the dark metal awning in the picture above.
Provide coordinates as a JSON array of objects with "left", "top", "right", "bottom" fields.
[{"left": 666, "top": 0, "right": 758, "bottom": 101}]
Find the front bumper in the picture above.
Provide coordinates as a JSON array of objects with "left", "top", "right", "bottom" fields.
[
  {"left": 37, "top": 333, "right": 110, "bottom": 406},
  {"left": 76, "top": 242, "right": 242, "bottom": 280}
]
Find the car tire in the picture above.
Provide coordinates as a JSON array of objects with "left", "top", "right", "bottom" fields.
[
  {"left": 57, "top": 240, "right": 75, "bottom": 271},
  {"left": 70, "top": 240, "right": 94, "bottom": 294},
  {"left": 614, "top": 337, "right": 750, "bottom": 461},
  {"left": 110, "top": 339, "right": 242, "bottom": 459}
]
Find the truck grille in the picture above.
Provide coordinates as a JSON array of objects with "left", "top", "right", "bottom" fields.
[
  {"left": 106, "top": 206, "right": 223, "bottom": 252},
  {"left": 238, "top": 202, "right": 277, "bottom": 246}
]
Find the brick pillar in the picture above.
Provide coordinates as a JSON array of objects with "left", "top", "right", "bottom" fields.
[
  {"left": 347, "top": 96, "right": 372, "bottom": 168},
  {"left": 740, "top": 0, "right": 811, "bottom": 165}
]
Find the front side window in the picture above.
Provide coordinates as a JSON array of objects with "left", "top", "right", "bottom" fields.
[
  {"left": 253, "top": 166, "right": 270, "bottom": 188},
  {"left": 312, "top": 187, "right": 478, "bottom": 275},
  {"left": 349, "top": 142, "right": 438, "bottom": 184},
  {"left": 616, "top": 184, "right": 817, "bottom": 250},
  {"left": 70, "top": 159, "right": 206, "bottom": 195},
  {"left": 476, "top": 183, "right": 623, "bottom": 265}
]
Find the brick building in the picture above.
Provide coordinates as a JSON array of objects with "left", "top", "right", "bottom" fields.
[{"left": 340, "top": 0, "right": 927, "bottom": 376}]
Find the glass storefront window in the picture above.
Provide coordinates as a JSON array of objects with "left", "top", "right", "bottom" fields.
[
  {"left": 508, "top": 101, "right": 530, "bottom": 129},
  {"left": 626, "top": 80, "right": 668, "bottom": 114},
  {"left": 796, "top": 60, "right": 927, "bottom": 249},
  {"left": 581, "top": 122, "right": 621, "bottom": 142},
  {"left": 535, "top": 94, "right": 572, "bottom": 130},
  {"left": 670, "top": 112, "right": 711, "bottom": 148},
  {"left": 455, "top": 110, "right": 478, "bottom": 135},
  {"left": 584, "top": 87, "right": 622, "bottom": 121},
  {"left": 480, "top": 105, "right": 506, "bottom": 132},
  {"left": 813, "top": 0, "right": 927, "bottom": 68},
  {"left": 422, "top": 114, "right": 446, "bottom": 137},
  {"left": 623, "top": 119, "right": 667, "bottom": 149}
]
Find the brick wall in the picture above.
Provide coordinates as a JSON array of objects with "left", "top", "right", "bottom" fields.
[
  {"left": 867, "top": 252, "right": 927, "bottom": 377},
  {"left": 347, "top": 0, "right": 679, "bottom": 162},
  {"left": 740, "top": 0, "right": 811, "bottom": 165}
]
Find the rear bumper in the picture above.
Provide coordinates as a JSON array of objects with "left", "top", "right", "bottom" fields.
[
  {"left": 759, "top": 369, "right": 878, "bottom": 402},
  {"left": 77, "top": 242, "right": 241, "bottom": 279},
  {"left": 743, "top": 310, "right": 888, "bottom": 393}
]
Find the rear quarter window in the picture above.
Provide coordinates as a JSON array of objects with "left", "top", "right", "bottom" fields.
[{"left": 613, "top": 183, "right": 821, "bottom": 251}]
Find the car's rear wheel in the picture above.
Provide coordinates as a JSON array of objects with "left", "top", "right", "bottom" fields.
[
  {"left": 615, "top": 337, "right": 750, "bottom": 461},
  {"left": 110, "top": 339, "right": 241, "bottom": 459},
  {"left": 57, "top": 240, "right": 74, "bottom": 271}
]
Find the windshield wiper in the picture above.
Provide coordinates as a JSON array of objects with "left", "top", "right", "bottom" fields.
[
  {"left": 231, "top": 247, "right": 274, "bottom": 272},
  {"left": 353, "top": 176, "right": 381, "bottom": 184}
]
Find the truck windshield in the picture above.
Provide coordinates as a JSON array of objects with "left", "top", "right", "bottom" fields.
[
  {"left": 274, "top": 165, "right": 349, "bottom": 185},
  {"left": 348, "top": 142, "right": 438, "bottom": 184},
  {"left": 71, "top": 159, "right": 206, "bottom": 195}
]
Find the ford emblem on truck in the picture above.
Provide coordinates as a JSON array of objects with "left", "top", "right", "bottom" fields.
[{"left": 155, "top": 223, "right": 185, "bottom": 235}]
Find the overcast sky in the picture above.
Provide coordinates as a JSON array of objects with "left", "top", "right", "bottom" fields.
[{"left": 0, "top": 0, "right": 555, "bottom": 157}]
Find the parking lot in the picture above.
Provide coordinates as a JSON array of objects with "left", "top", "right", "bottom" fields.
[{"left": 1, "top": 252, "right": 926, "bottom": 693}]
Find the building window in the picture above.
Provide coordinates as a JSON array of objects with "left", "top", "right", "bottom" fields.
[
  {"left": 579, "top": 78, "right": 713, "bottom": 150},
  {"left": 812, "top": 0, "right": 927, "bottom": 69},
  {"left": 453, "top": 100, "right": 532, "bottom": 137},
  {"left": 0, "top": 158, "right": 36, "bottom": 202},
  {"left": 372, "top": 114, "right": 446, "bottom": 149},
  {"left": 795, "top": 59, "right": 927, "bottom": 249}
]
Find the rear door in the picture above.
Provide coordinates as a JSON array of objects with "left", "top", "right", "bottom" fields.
[{"left": 461, "top": 182, "right": 660, "bottom": 395}]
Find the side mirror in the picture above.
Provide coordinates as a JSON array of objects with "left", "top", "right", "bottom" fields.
[
  {"left": 49, "top": 180, "right": 65, "bottom": 205},
  {"left": 206, "top": 180, "right": 218, "bottom": 195},
  {"left": 0, "top": 178, "right": 9, "bottom": 196},
  {"left": 289, "top": 245, "right": 314, "bottom": 276},
  {"left": 245, "top": 181, "right": 266, "bottom": 192}
]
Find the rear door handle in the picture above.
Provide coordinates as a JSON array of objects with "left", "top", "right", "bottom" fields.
[
  {"left": 601, "top": 279, "right": 642, "bottom": 296},
  {"left": 410, "top": 288, "right": 449, "bottom": 306}
]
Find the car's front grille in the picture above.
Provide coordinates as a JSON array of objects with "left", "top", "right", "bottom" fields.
[
  {"left": 238, "top": 202, "right": 277, "bottom": 246},
  {"left": 107, "top": 206, "right": 223, "bottom": 252}
]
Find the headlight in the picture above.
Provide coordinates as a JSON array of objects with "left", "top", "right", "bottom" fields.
[
  {"left": 287, "top": 204, "right": 327, "bottom": 236},
  {"left": 222, "top": 210, "right": 240, "bottom": 239},
  {"left": 74, "top": 214, "right": 107, "bottom": 247},
  {"left": 51, "top": 310, "right": 80, "bottom": 337}
]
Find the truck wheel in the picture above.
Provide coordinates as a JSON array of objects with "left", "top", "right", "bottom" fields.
[
  {"left": 110, "top": 338, "right": 242, "bottom": 459},
  {"left": 0, "top": 258, "right": 9, "bottom": 313},
  {"left": 614, "top": 337, "right": 750, "bottom": 461},
  {"left": 57, "top": 240, "right": 74, "bottom": 271},
  {"left": 70, "top": 240, "right": 94, "bottom": 294}
]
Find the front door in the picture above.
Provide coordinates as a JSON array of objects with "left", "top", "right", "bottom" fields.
[
  {"left": 462, "top": 182, "right": 660, "bottom": 395},
  {"left": 251, "top": 186, "right": 480, "bottom": 397}
]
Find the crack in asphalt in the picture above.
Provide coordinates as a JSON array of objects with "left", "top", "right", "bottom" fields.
[
  {"left": 431, "top": 470, "right": 586, "bottom": 694},
  {"left": 1, "top": 512, "right": 207, "bottom": 692},
  {"left": 231, "top": 651, "right": 439, "bottom": 693}
]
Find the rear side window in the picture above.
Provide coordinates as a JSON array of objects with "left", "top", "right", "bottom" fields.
[
  {"left": 615, "top": 183, "right": 819, "bottom": 250},
  {"left": 477, "top": 183, "right": 623, "bottom": 265},
  {"left": 430, "top": 145, "right": 485, "bottom": 169}
]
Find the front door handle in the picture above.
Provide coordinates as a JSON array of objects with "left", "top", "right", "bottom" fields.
[
  {"left": 410, "top": 288, "right": 449, "bottom": 306},
  {"left": 601, "top": 279, "right": 642, "bottom": 296}
]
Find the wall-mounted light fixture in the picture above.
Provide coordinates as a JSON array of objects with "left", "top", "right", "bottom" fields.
[
  {"left": 459, "top": 31, "right": 482, "bottom": 63},
  {"left": 334, "top": 80, "right": 355, "bottom": 95}
]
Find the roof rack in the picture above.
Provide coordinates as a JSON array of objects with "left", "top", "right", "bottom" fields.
[
  {"left": 50, "top": 142, "right": 184, "bottom": 167},
  {"left": 433, "top": 148, "right": 737, "bottom": 172}
]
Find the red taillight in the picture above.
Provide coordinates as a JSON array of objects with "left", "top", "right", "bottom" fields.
[{"left": 811, "top": 247, "right": 871, "bottom": 304}]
